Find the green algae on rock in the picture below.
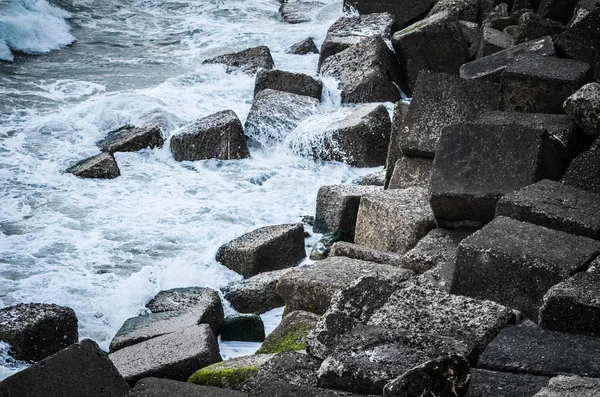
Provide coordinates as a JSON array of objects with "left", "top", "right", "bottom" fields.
[{"left": 188, "top": 354, "right": 275, "bottom": 390}]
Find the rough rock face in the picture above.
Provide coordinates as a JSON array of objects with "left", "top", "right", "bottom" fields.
[
  {"left": 465, "top": 368, "right": 550, "bottom": 397},
  {"left": 279, "top": 2, "right": 325, "bottom": 24},
  {"left": 330, "top": 242, "right": 404, "bottom": 267},
  {"left": 460, "top": 21, "right": 482, "bottom": 59},
  {"left": 245, "top": 378, "right": 368, "bottom": 396},
  {"left": 320, "top": 36, "right": 402, "bottom": 103},
  {"left": 533, "top": 375, "right": 600, "bottom": 397},
  {"left": 355, "top": 187, "right": 436, "bottom": 254},
  {"left": 189, "top": 354, "right": 275, "bottom": 390},
  {"left": 343, "top": 0, "right": 435, "bottom": 30},
  {"left": 500, "top": 55, "right": 592, "bottom": 114},
  {"left": 562, "top": 141, "right": 600, "bottom": 194},
  {"left": 220, "top": 314, "right": 265, "bottom": 342},
  {"left": 221, "top": 268, "right": 293, "bottom": 314},
  {"left": 216, "top": 223, "right": 306, "bottom": 278},
  {"left": 244, "top": 352, "right": 323, "bottom": 388},
  {"left": 401, "top": 228, "right": 471, "bottom": 275},
  {"left": 460, "top": 36, "right": 556, "bottom": 82},
  {"left": 287, "top": 37, "right": 318, "bottom": 55},
  {"left": 451, "top": 217, "right": 600, "bottom": 321},
  {"left": 97, "top": 124, "right": 164, "bottom": 154},
  {"left": 0, "top": 303, "right": 78, "bottom": 362},
  {"left": 537, "top": 0, "right": 581, "bottom": 24},
  {"left": 128, "top": 377, "right": 248, "bottom": 397},
  {"left": 318, "top": 13, "right": 396, "bottom": 69},
  {"left": 387, "top": 157, "right": 433, "bottom": 190},
  {"left": 428, "top": 0, "right": 479, "bottom": 22},
  {"left": 66, "top": 152, "right": 120, "bottom": 179},
  {"left": 513, "top": 13, "right": 566, "bottom": 44},
  {"left": 384, "top": 100, "right": 410, "bottom": 185},
  {"left": 476, "top": 27, "right": 515, "bottom": 58},
  {"left": 170, "top": 110, "right": 250, "bottom": 161},
  {"left": 360, "top": 170, "right": 386, "bottom": 186},
  {"left": 203, "top": 46, "right": 274, "bottom": 74},
  {"left": 392, "top": 11, "right": 471, "bottom": 94},
  {"left": 254, "top": 69, "right": 322, "bottom": 100},
  {"left": 563, "top": 82, "right": 600, "bottom": 137},
  {"left": 539, "top": 270, "right": 600, "bottom": 336},
  {"left": 0, "top": 339, "right": 130, "bottom": 397},
  {"left": 256, "top": 310, "right": 320, "bottom": 354}
]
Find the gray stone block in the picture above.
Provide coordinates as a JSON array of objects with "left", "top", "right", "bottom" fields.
[
  {"left": 563, "top": 82, "right": 600, "bottom": 137},
  {"left": 287, "top": 37, "right": 318, "bottom": 55},
  {"left": 513, "top": 13, "right": 566, "bottom": 44},
  {"left": 330, "top": 241, "right": 404, "bottom": 267},
  {"left": 256, "top": 310, "right": 319, "bottom": 354},
  {"left": 465, "top": 368, "right": 549, "bottom": 397},
  {"left": 254, "top": 69, "right": 322, "bottom": 100},
  {"left": 533, "top": 375, "right": 600, "bottom": 397},
  {"left": 221, "top": 268, "right": 293, "bottom": 314},
  {"left": 428, "top": 0, "right": 479, "bottom": 22},
  {"left": 279, "top": 1, "right": 325, "bottom": 24},
  {"left": 98, "top": 124, "right": 164, "bottom": 153},
  {"left": 128, "top": 377, "right": 247, "bottom": 397},
  {"left": 387, "top": 157, "right": 433, "bottom": 190},
  {"left": 66, "top": 152, "right": 120, "bottom": 179},
  {"left": 384, "top": 100, "right": 410, "bottom": 186},
  {"left": 244, "top": 352, "right": 322, "bottom": 388},
  {"left": 477, "top": 27, "right": 515, "bottom": 58},
  {"left": 401, "top": 228, "right": 471, "bottom": 275},
  {"left": 343, "top": 0, "right": 435, "bottom": 29},
  {"left": 562, "top": 141, "right": 600, "bottom": 194},
  {"left": 203, "top": 46, "right": 274, "bottom": 74}
]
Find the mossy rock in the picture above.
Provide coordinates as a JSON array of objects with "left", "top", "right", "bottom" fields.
[
  {"left": 188, "top": 354, "right": 275, "bottom": 390},
  {"left": 255, "top": 310, "right": 319, "bottom": 354}
]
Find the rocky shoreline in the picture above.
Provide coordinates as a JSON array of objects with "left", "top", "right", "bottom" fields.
[{"left": 2, "top": 0, "right": 600, "bottom": 395}]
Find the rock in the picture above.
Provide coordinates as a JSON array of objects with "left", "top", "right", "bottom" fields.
[
  {"left": 128, "top": 377, "right": 248, "bottom": 396},
  {"left": 539, "top": 270, "right": 600, "bottom": 336},
  {"left": 533, "top": 375, "right": 600, "bottom": 397},
  {"left": 451, "top": 216, "right": 600, "bottom": 321},
  {"left": 287, "top": 38, "right": 318, "bottom": 55},
  {"left": 500, "top": 55, "right": 592, "bottom": 114},
  {"left": 188, "top": 354, "right": 274, "bottom": 390},
  {"left": 203, "top": 46, "right": 274, "bottom": 74},
  {"left": 361, "top": 170, "right": 386, "bottom": 186},
  {"left": 256, "top": 310, "right": 320, "bottom": 354},
  {"left": 109, "top": 325, "right": 221, "bottom": 385},
  {"left": 354, "top": 187, "right": 436, "bottom": 254},
  {"left": 245, "top": 352, "right": 322, "bottom": 388},
  {"left": 564, "top": 83, "right": 600, "bottom": 137},
  {"left": 318, "top": 13, "right": 397, "bottom": 69},
  {"left": 513, "top": 13, "right": 566, "bottom": 44},
  {"left": 170, "top": 110, "right": 250, "bottom": 161},
  {"left": 279, "top": 1, "right": 325, "bottom": 24},
  {"left": 97, "top": 124, "right": 164, "bottom": 154},
  {"left": 146, "top": 287, "right": 224, "bottom": 336},
  {"left": 555, "top": 7, "right": 600, "bottom": 82},
  {"left": 401, "top": 228, "right": 471, "bottom": 275},
  {"left": 496, "top": 179, "right": 600, "bottom": 240},
  {"left": 382, "top": 355, "right": 470, "bottom": 397},
  {"left": 392, "top": 11, "right": 471, "bottom": 94},
  {"left": 309, "top": 231, "right": 345, "bottom": 260},
  {"left": 387, "top": 157, "right": 433, "bottom": 190},
  {"left": 244, "top": 89, "right": 320, "bottom": 146},
  {"left": 66, "top": 152, "right": 120, "bottom": 179},
  {"left": 459, "top": 20, "right": 482, "bottom": 59},
  {"left": 313, "top": 185, "right": 381, "bottom": 239},
  {"left": 562, "top": 141, "right": 600, "bottom": 194},
  {"left": 330, "top": 241, "right": 404, "bottom": 267},
  {"left": 0, "top": 339, "right": 130, "bottom": 397},
  {"left": 216, "top": 223, "right": 306, "bottom": 279},
  {"left": 430, "top": 123, "right": 556, "bottom": 226},
  {"left": 276, "top": 257, "right": 412, "bottom": 314},
  {"left": 460, "top": 36, "right": 556, "bottom": 83},
  {"left": 289, "top": 103, "right": 391, "bottom": 167},
  {"left": 254, "top": 69, "right": 322, "bottom": 100},
  {"left": 428, "top": 0, "right": 479, "bottom": 22},
  {"left": 384, "top": 100, "right": 411, "bottom": 185},
  {"left": 477, "top": 27, "right": 515, "bottom": 58},
  {"left": 478, "top": 324, "right": 600, "bottom": 377},
  {"left": 396, "top": 71, "right": 499, "bottom": 158},
  {"left": 343, "top": 0, "right": 435, "bottom": 29},
  {"left": 482, "top": 3, "right": 512, "bottom": 30},
  {"left": 538, "top": 0, "right": 579, "bottom": 24},
  {"left": 220, "top": 314, "right": 265, "bottom": 342},
  {"left": 221, "top": 268, "right": 293, "bottom": 314},
  {"left": 245, "top": 378, "right": 368, "bottom": 396},
  {"left": 320, "top": 36, "right": 402, "bottom": 103},
  {"left": 465, "top": 368, "right": 550, "bottom": 397},
  {"left": 0, "top": 303, "right": 78, "bottom": 362}
]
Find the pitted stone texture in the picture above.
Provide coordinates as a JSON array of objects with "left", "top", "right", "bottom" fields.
[
  {"left": 496, "top": 180, "right": 600, "bottom": 240},
  {"left": 279, "top": 1, "right": 325, "bottom": 24},
  {"left": 564, "top": 83, "right": 600, "bottom": 137},
  {"left": 477, "top": 27, "right": 515, "bottom": 58},
  {"left": 384, "top": 100, "right": 410, "bottom": 186},
  {"left": 361, "top": 170, "right": 386, "bottom": 186},
  {"left": 318, "top": 13, "right": 396, "bottom": 69},
  {"left": 562, "top": 141, "right": 600, "bottom": 194},
  {"left": 388, "top": 157, "right": 433, "bottom": 190},
  {"left": 203, "top": 46, "right": 274, "bottom": 74},
  {"left": 401, "top": 228, "right": 471, "bottom": 275},
  {"left": 460, "top": 36, "right": 556, "bottom": 83},
  {"left": 256, "top": 310, "right": 319, "bottom": 354},
  {"left": 478, "top": 324, "right": 600, "bottom": 378},
  {"left": 254, "top": 69, "right": 322, "bottom": 100},
  {"left": 540, "top": 270, "right": 600, "bottom": 336},
  {"left": 451, "top": 217, "right": 600, "bottom": 322},
  {"left": 128, "top": 377, "right": 247, "bottom": 397},
  {"left": 343, "top": 0, "right": 435, "bottom": 29},
  {"left": 221, "top": 268, "right": 293, "bottom": 314},
  {"left": 330, "top": 242, "right": 404, "bottom": 267},
  {"left": 216, "top": 223, "right": 306, "bottom": 279},
  {"left": 98, "top": 124, "right": 164, "bottom": 154},
  {"left": 392, "top": 12, "right": 471, "bottom": 94},
  {"left": 245, "top": 378, "right": 369, "bottom": 396},
  {"left": 428, "top": 0, "right": 479, "bottom": 22},
  {"left": 170, "top": 110, "right": 250, "bottom": 161},
  {"left": 287, "top": 38, "right": 318, "bottom": 55},
  {"left": 66, "top": 152, "right": 120, "bottom": 179},
  {"left": 533, "top": 376, "right": 600, "bottom": 397},
  {"left": 109, "top": 324, "right": 221, "bottom": 385},
  {"left": 500, "top": 56, "right": 592, "bottom": 114},
  {"left": 354, "top": 187, "right": 436, "bottom": 254},
  {"left": 245, "top": 352, "right": 322, "bottom": 388},
  {"left": 396, "top": 71, "right": 499, "bottom": 158},
  {"left": 0, "top": 339, "right": 130, "bottom": 397},
  {"left": 320, "top": 36, "right": 402, "bottom": 104},
  {"left": 276, "top": 257, "right": 412, "bottom": 315},
  {"left": 464, "top": 368, "right": 549, "bottom": 397},
  {"left": 460, "top": 21, "right": 482, "bottom": 59},
  {"left": 0, "top": 303, "right": 78, "bottom": 362},
  {"left": 513, "top": 13, "right": 566, "bottom": 44},
  {"left": 313, "top": 184, "right": 381, "bottom": 239},
  {"left": 189, "top": 354, "right": 274, "bottom": 390}
]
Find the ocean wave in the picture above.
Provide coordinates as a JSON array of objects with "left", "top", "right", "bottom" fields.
[{"left": 0, "top": 0, "right": 76, "bottom": 61}]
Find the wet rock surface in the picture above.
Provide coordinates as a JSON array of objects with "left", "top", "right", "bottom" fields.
[
  {"left": 203, "top": 46, "right": 274, "bottom": 74},
  {"left": 66, "top": 152, "right": 120, "bottom": 179},
  {"left": 343, "top": 0, "right": 435, "bottom": 29},
  {"left": 279, "top": 2, "right": 325, "bottom": 24},
  {"left": 221, "top": 268, "right": 293, "bottom": 314},
  {"left": 254, "top": 69, "right": 322, "bottom": 100},
  {"left": 287, "top": 37, "right": 318, "bottom": 54}
]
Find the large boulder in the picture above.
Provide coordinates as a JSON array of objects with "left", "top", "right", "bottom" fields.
[
  {"left": 188, "top": 354, "right": 274, "bottom": 390},
  {"left": 243, "top": 352, "right": 323, "bottom": 390},
  {"left": 220, "top": 314, "right": 265, "bottom": 342},
  {"left": 387, "top": 157, "right": 433, "bottom": 190},
  {"left": 203, "top": 46, "right": 274, "bottom": 74},
  {"left": 0, "top": 303, "right": 78, "bottom": 362},
  {"left": 287, "top": 37, "right": 318, "bottom": 55},
  {"left": 216, "top": 223, "right": 306, "bottom": 279},
  {"left": 109, "top": 324, "right": 221, "bottom": 385},
  {"left": 500, "top": 55, "right": 592, "bottom": 114},
  {"left": 465, "top": 368, "right": 550, "bottom": 397},
  {"left": 343, "top": 0, "right": 435, "bottom": 29},
  {"left": 97, "top": 124, "right": 164, "bottom": 154},
  {"left": 563, "top": 82, "right": 600, "bottom": 137},
  {"left": 392, "top": 12, "right": 471, "bottom": 94},
  {"left": 330, "top": 242, "right": 404, "bottom": 267},
  {"left": 533, "top": 375, "right": 600, "bottom": 397},
  {"left": 244, "top": 89, "right": 320, "bottom": 146},
  {"left": 562, "top": 141, "right": 600, "bottom": 194},
  {"left": 128, "top": 377, "right": 247, "bottom": 397},
  {"left": 430, "top": 123, "right": 557, "bottom": 226},
  {"left": 354, "top": 187, "right": 436, "bottom": 254},
  {"left": 318, "top": 13, "right": 396, "bottom": 69},
  {"left": 256, "top": 310, "right": 320, "bottom": 354},
  {"left": 320, "top": 36, "right": 402, "bottom": 103},
  {"left": 66, "top": 152, "right": 120, "bottom": 179},
  {"left": 394, "top": 71, "right": 499, "bottom": 158},
  {"left": 221, "top": 268, "right": 293, "bottom": 314},
  {"left": 476, "top": 27, "right": 515, "bottom": 58},
  {"left": 279, "top": 1, "right": 325, "bottom": 24},
  {"left": 512, "top": 13, "right": 566, "bottom": 44},
  {"left": 170, "top": 110, "right": 249, "bottom": 161},
  {"left": 0, "top": 339, "right": 130, "bottom": 397},
  {"left": 451, "top": 216, "right": 600, "bottom": 321},
  {"left": 254, "top": 69, "right": 322, "bottom": 100},
  {"left": 146, "top": 287, "right": 223, "bottom": 322},
  {"left": 428, "top": 0, "right": 479, "bottom": 22}
]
